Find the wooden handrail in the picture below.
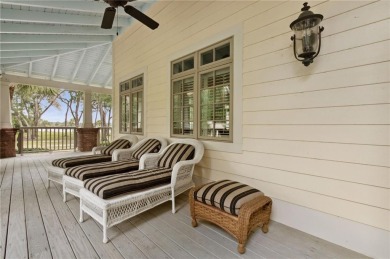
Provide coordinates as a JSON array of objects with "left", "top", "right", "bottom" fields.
[{"left": 16, "top": 127, "right": 112, "bottom": 155}]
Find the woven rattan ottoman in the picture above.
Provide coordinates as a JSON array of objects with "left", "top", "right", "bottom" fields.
[{"left": 189, "top": 180, "right": 272, "bottom": 254}]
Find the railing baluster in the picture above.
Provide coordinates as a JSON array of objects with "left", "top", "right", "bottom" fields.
[{"left": 17, "top": 126, "right": 110, "bottom": 154}]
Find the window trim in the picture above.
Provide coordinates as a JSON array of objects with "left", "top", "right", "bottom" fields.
[
  {"left": 119, "top": 73, "right": 144, "bottom": 135},
  {"left": 168, "top": 24, "right": 243, "bottom": 153},
  {"left": 171, "top": 37, "right": 234, "bottom": 142}
]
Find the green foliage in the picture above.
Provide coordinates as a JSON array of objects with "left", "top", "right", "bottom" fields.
[{"left": 11, "top": 84, "right": 62, "bottom": 129}]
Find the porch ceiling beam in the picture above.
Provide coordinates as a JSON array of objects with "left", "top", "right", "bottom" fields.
[
  {"left": 2, "top": 73, "right": 112, "bottom": 94},
  {"left": 51, "top": 56, "right": 60, "bottom": 80},
  {"left": 0, "top": 8, "right": 131, "bottom": 27},
  {"left": 0, "top": 57, "right": 49, "bottom": 64},
  {"left": 0, "top": 50, "right": 72, "bottom": 58},
  {"left": 1, "top": 34, "right": 113, "bottom": 44},
  {"left": 104, "top": 75, "right": 113, "bottom": 88},
  {"left": 3, "top": 42, "right": 111, "bottom": 70},
  {"left": 71, "top": 49, "right": 87, "bottom": 83},
  {"left": 1, "top": 22, "right": 121, "bottom": 36},
  {"left": 2, "top": 1, "right": 145, "bottom": 15},
  {"left": 88, "top": 45, "right": 111, "bottom": 85},
  {"left": 0, "top": 43, "right": 91, "bottom": 51}
]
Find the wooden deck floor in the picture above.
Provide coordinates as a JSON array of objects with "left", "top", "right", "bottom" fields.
[{"left": 1, "top": 153, "right": 367, "bottom": 259}]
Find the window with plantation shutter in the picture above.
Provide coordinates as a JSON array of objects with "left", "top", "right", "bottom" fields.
[
  {"left": 171, "top": 38, "right": 233, "bottom": 142},
  {"left": 172, "top": 77, "right": 195, "bottom": 135},
  {"left": 120, "top": 74, "right": 144, "bottom": 134}
]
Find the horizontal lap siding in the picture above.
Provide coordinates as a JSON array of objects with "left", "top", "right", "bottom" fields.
[{"left": 113, "top": 0, "right": 390, "bottom": 231}]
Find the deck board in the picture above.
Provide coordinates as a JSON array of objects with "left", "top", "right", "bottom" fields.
[
  {"left": 64, "top": 195, "right": 126, "bottom": 259},
  {"left": 116, "top": 219, "right": 170, "bottom": 259},
  {"left": 27, "top": 159, "right": 76, "bottom": 259},
  {"left": 150, "top": 201, "right": 241, "bottom": 259},
  {"left": 34, "top": 159, "right": 100, "bottom": 259},
  {"left": 22, "top": 159, "right": 52, "bottom": 259},
  {"left": 141, "top": 211, "right": 218, "bottom": 259},
  {"left": 6, "top": 157, "right": 28, "bottom": 259},
  {"left": 0, "top": 153, "right": 369, "bottom": 259},
  {"left": 0, "top": 159, "right": 13, "bottom": 259}
]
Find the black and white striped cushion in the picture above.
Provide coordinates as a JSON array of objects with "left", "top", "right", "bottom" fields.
[
  {"left": 84, "top": 168, "right": 172, "bottom": 199},
  {"left": 52, "top": 154, "right": 112, "bottom": 168},
  {"left": 65, "top": 160, "right": 139, "bottom": 181},
  {"left": 101, "top": 139, "right": 132, "bottom": 156},
  {"left": 131, "top": 139, "right": 161, "bottom": 160},
  {"left": 194, "top": 180, "right": 263, "bottom": 216},
  {"left": 157, "top": 143, "right": 195, "bottom": 168}
]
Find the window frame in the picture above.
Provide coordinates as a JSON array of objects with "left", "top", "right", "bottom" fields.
[
  {"left": 170, "top": 37, "right": 233, "bottom": 142},
  {"left": 119, "top": 74, "right": 144, "bottom": 135}
]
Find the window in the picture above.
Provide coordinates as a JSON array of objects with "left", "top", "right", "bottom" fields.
[
  {"left": 120, "top": 74, "right": 143, "bottom": 134},
  {"left": 171, "top": 38, "right": 233, "bottom": 142}
]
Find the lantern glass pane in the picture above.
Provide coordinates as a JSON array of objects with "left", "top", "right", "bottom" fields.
[{"left": 294, "top": 24, "right": 320, "bottom": 59}]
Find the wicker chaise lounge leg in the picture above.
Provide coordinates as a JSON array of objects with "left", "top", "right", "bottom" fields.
[{"left": 79, "top": 200, "right": 84, "bottom": 223}]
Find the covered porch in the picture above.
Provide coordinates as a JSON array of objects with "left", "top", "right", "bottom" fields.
[
  {"left": 1, "top": 152, "right": 365, "bottom": 259},
  {"left": 0, "top": 1, "right": 389, "bottom": 258}
]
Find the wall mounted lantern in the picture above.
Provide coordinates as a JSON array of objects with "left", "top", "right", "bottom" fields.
[{"left": 290, "top": 2, "right": 324, "bottom": 66}]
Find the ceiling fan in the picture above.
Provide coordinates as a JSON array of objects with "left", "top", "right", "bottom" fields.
[{"left": 99, "top": 0, "right": 159, "bottom": 30}]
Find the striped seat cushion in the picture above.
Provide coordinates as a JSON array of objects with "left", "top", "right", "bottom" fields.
[
  {"left": 194, "top": 180, "right": 263, "bottom": 216},
  {"left": 157, "top": 143, "right": 195, "bottom": 168},
  {"left": 84, "top": 168, "right": 172, "bottom": 199},
  {"left": 132, "top": 139, "right": 161, "bottom": 160},
  {"left": 65, "top": 160, "right": 140, "bottom": 181},
  {"left": 101, "top": 138, "right": 132, "bottom": 156},
  {"left": 52, "top": 155, "right": 112, "bottom": 168}
]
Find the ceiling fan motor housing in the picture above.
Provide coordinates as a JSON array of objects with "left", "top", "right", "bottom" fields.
[{"left": 104, "top": 0, "right": 131, "bottom": 8}]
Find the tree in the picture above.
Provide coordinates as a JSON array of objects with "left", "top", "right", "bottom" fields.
[
  {"left": 92, "top": 93, "right": 112, "bottom": 127},
  {"left": 58, "top": 91, "right": 84, "bottom": 127},
  {"left": 92, "top": 93, "right": 112, "bottom": 141},
  {"left": 11, "top": 84, "right": 62, "bottom": 139}
]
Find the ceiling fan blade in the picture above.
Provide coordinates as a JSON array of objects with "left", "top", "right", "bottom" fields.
[
  {"left": 124, "top": 5, "right": 159, "bottom": 30},
  {"left": 101, "top": 7, "right": 116, "bottom": 29}
]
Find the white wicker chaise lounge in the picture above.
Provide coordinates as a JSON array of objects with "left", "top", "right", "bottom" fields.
[
  {"left": 62, "top": 137, "right": 167, "bottom": 202},
  {"left": 79, "top": 139, "right": 204, "bottom": 243},
  {"left": 46, "top": 135, "right": 138, "bottom": 187}
]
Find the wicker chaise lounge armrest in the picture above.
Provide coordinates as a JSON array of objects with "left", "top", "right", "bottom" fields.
[
  {"left": 139, "top": 153, "right": 161, "bottom": 169},
  {"left": 112, "top": 148, "right": 134, "bottom": 161},
  {"left": 171, "top": 160, "right": 197, "bottom": 185},
  {"left": 92, "top": 146, "right": 105, "bottom": 154}
]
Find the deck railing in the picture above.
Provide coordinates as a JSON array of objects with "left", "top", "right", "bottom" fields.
[{"left": 16, "top": 126, "right": 113, "bottom": 155}]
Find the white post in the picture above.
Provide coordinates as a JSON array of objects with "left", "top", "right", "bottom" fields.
[
  {"left": 83, "top": 90, "right": 93, "bottom": 128},
  {"left": 0, "top": 84, "right": 13, "bottom": 128}
]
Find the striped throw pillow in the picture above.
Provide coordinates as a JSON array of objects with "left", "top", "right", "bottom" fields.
[
  {"left": 194, "top": 180, "right": 263, "bottom": 216},
  {"left": 157, "top": 143, "right": 195, "bottom": 168},
  {"left": 131, "top": 139, "right": 161, "bottom": 160},
  {"left": 101, "top": 139, "right": 131, "bottom": 156}
]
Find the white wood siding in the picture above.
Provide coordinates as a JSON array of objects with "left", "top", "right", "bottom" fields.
[{"left": 113, "top": 0, "right": 389, "bottom": 243}]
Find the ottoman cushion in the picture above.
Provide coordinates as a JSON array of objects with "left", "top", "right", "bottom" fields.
[{"left": 194, "top": 180, "right": 263, "bottom": 216}]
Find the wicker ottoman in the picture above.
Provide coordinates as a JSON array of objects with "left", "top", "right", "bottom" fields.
[{"left": 189, "top": 180, "right": 272, "bottom": 254}]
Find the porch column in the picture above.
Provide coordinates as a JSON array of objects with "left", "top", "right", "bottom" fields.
[
  {"left": 83, "top": 90, "right": 93, "bottom": 128},
  {"left": 0, "top": 84, "right": 13, "bottom": 128},
  {"left": 76, "top": 90, "right": 98, "bottom": 152},
  {"left": 0, "top": 84, "right": 18, "bottom": 158}
]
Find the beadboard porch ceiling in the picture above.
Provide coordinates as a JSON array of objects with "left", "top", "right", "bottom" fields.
[{"left": 0, "top": 0, "right": 154, "bottom": 90}]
